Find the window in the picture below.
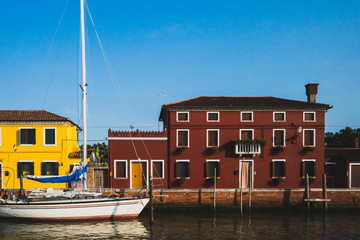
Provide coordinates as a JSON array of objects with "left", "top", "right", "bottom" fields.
[
  {"left": 44, "top": 128, "right": 56, "bottom": 146},
  {"left": 207, "top": 112, "right": 219, "bottom": 122},
  {"left": 325, "top": 162, "right": 336, "bottom": 177},
  {"left": 241, "top": 112, "right": 253, "bottom": 122},
  {"left": 273, "top": 112, "right": 285, "bottom": 122},
  {"left": 207, "top": 129, "right": 219, "bottom": 147},
  {"left": 304, "top": 112, "right": 316, "bottom": 122},
  {"left": 273, "top": 129, "right": 285, "bottom": 146},
  {"left": 17, "top": 161, "right": 34, "bottom": 178},
  {"left": 177, "top": 112, "right": 189, "bottom": 122},
  {"left": 303, "top": 129, "right": 315, "bottom": 146},
  {"left": 240, "top": 129, "right": 254, "bottom": 140},
  {"left": 114, "top": 160, "right": 127, "bottom": 178},
  {"left": 175, "top": 160, "right": 190, "bottom": 178},
  {"left": 302, "top": 160, "right": 316, "bottom": 178},
  {"left": 206, "top": 160, "right": 220, "bottom": 178},
  {"left": 41, "top": 161, "right": 59, "bottom": 176},
  {"left": 177, "top": 130, "right": 189, "bottom": 147},
  {"left": 20, "top": 128, "right": 36, "bottom": 145},
  {"left": 151, "top": 160, "right": 164, "bottom": 179},
  {"left": 271, "top": 160, "right": 286, "bottom": 178}
]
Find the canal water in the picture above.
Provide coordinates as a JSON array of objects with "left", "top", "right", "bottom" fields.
[{"left": 0, "top": 212, "right": 359, "bottom": 239}]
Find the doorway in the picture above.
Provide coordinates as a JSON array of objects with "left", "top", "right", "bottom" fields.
[
  {"left": 239, "top": 160, "right": 254, "bottom": 188},
  {"left": 131, "top": 161, "right": 148, "bottom": 189}
]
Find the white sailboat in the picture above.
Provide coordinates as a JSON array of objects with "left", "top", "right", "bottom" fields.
[{"left": 0, "top": 0, "right": 149, "bottom": 220}]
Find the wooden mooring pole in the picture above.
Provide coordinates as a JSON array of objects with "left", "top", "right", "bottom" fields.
[
  {"left": 323, "top": 174, "right": 327, "bottom": 212},
  {"left": 249, "top": 165, "right": 252, "bottom": 211},
  {"left": 149, "top": 176, "right": 154, "bottom": 224},
  {"left": 240, "top": 157, "right": 243, "bottom": 217},
  {"left": 213, "top": 168, "right": 216, "bottom": 215},
  {"left": 306, "top": 174, "right": 310, "bottom": 212}
]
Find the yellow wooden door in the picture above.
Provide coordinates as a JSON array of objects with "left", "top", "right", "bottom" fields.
[{"left": 132, "top": 162, "right": 145, "bottom": 188}]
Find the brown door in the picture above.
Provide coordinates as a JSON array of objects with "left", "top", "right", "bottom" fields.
[{"left": 351, "top": 165, "right": 360, "bottom": 188}]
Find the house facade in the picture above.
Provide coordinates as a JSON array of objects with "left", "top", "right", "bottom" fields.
[
  {"left": 108, "top": 83, "right": 331, "bottom": 189},
  {"left": 0, "top": 110, "right": 83, "bottom": 189}
]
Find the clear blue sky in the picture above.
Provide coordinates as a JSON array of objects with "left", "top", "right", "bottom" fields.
[{"left": 0, "top": 0, "right": 359, "bottom": 142}]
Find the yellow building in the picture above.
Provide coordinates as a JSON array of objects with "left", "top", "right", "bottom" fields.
[{"left": 0, "top": 110, "right": 84, "bottom": 189}]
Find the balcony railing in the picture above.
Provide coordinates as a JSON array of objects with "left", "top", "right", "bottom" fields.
[{"left": 235, "top": 143, "right": 261, "bottom": 155}]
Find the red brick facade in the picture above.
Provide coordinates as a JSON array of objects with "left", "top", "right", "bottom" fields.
[{"left": 108, "top": 84, "right": 331, "bottom": 189}]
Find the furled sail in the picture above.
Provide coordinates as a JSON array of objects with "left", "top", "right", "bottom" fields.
[{"left": 25, "top": 164, "right": 88, "bottom": 183}]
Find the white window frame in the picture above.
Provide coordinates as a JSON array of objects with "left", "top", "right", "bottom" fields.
[
  {"left": 241, "top": 111, "right": 253, "bottom": 122},
  {"left": 176, "top": 159, "right": 190, "bottom": 179},
  {"left": 303, "top": 129, "right": 316, "bottom": 147},
  {"left": 207, "top": 112, "right": 220, "bottom": 122},
  {"left": 151, "top": 160, "right": 164, "bottom": 179},
  {"left": 43, "top": 127, "right": 57, "bottom": 146},
  {"left": 19, "top": 127, "right": 36, "bottom": 146},
  {"left": 272, "top": 159, "right": 286, "bottom": 178},
  {"left": 273, "top": 112, "right": 286, "bottom": 122},
  {"left": 114, "top": 160, "right": 128, "bottom": 179},
  {"left": 176, "top": 112, "right": 189, "bottom": 122},
  {"left": 176, "top": 129, "right": 190, "bottom": 147},
  {"left": 130, "top": 159, "right": 149, "bottom": 189},
  {"left": 207, "top": 129, "right": 219, "bottom": 147},
  {"left": 206, "top": 159, "right": 220, "bottom": 179},
  {"left": 303, "top": 112, "right": 316, "bottom": 122},
  {"left": 240, "top": 129, "right": 254, "bottom": 140},
  {"left": 273, "top": 129, "right": 286, "bottom": 147}
]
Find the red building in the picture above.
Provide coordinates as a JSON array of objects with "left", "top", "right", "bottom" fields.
[{"left": 108, "top": 83, "right": 331, "bottom": 189}]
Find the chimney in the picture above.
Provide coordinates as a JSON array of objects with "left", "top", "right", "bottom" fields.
[
  {"left": 305, "top": 83, "right": 319, "bottom": 103},
  {"left": 355, "top": 138, "right": 359, "bottom": 148}
]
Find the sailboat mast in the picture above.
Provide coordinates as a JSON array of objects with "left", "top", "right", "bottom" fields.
[{"left": 80, "top": 0, "right": 87, "bottom": 191}]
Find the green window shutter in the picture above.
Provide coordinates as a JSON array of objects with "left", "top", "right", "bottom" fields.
[
  {"left": 271, "top": 162, "right": 275, "bottom": 178},
  {"left": 41, "top": 162, "right": 46, "bottom": 175},
  {"left": 55, "top": 162, "right": 59, "bottom": 175},
  {"left": 30, "top": 162, "right": 34, "bottom": 175},
  {"left": 17, "top": 162, "right": 22, "bottom": 178},
  {"left": 175, "top": 162, "right": 179, "bottom": 178},
  {"left": 216, "top": 162, "right": 220, "bottom": 177}
]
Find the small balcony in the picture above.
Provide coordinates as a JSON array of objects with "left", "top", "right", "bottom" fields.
[{"left": 235, "top": 143, "right": 261, "bottom": 155}]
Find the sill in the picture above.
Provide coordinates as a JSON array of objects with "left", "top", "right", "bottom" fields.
[
  {"left": 19, "top": 144, "right": 35, "bottom": 146},
  {"left": 114, "top": 177, "right": 128, "bottom": 180},
  {"left": 206, "top": 177, "right": 220, "bottom": 179},
  {"left": 177, "top": 146, "right": 189, "bottom": 148},
  {"left": 177, "top": 120, "right": 189, "bottom": 123},
  {"left": 303, "top": 120, "right": 316, "bottom": 122},
  {"left": 273, "top": 120, "right": 285, "bottom": 122},
  {"left": 207, "top": 120, "right": 220, "bottom": 122},
  {"left": 303, "top": 145, "right": 316, "bottom": 147},
  {"left": 241, "top": 120, "right": 253, "bottom": 122},
  {"left": 152, "top": 177, "right": 164, "bottom": 180},
  {"left": 272, "top": 177, "right": 286, "bottom": 179},
  {"left": 207, "top": 146, "right": 219, "bottom": 148},
  {"left": 302, "top": 176, "right": 316, "bottom": 179},
  {"left": 273, "top": 145, "right": 286, "bottom": 147},
  {"left": 44, "top": 144, "right": 57, "bottom": 147},
  {"left": 176, "top": 177, "right": 190, "bottom": 180}
]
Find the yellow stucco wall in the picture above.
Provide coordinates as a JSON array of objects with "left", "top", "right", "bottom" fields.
[{"left": 0, "top": 122, "right": 83, "bottom": 189}]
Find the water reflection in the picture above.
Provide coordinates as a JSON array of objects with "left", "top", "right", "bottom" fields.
[
  {"left": 1, "top": 212, "right": 360, "bottom": 239},
  {"left": 0, "top": 218, "right": 148, "bottom": 239}
]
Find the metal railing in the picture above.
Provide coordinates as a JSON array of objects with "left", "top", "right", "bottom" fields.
[{"left": 235, "top": 143, "right": 261, "bottom": 155}]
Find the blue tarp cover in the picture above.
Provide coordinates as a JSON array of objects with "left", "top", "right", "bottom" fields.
[{"left": 25, "top": 164, "right": 88, "bottom": 183}]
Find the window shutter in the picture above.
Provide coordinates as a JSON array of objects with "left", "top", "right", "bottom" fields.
[
  {"left": 30, "top": 162, "right": 34, "bottom": 175},
  {"left": 313, "top": 162, "right": 316, "bottom": 177},
  {"left": 17, "top": 162, "right": 22, "bottom": 178},
  {"left": 216, "top": 163, "right": 220, "bottom": 177},
  {"left": 284, "top": 162, "right": 287, "bottom": 177},
  {"left": 205, "top": 162, "right": 208, "bottom": 178},
  {"left": 55, "top": 162, "right": 59, "bottom": 175},
  {"left": 271, "top": 162, "right": 275, "bottom": 177},
  {"left": 41, "top": 162, "right": 46, "bottom": 175},
  {"left": 187, "top": 162, "right": 190, "bottom": 178},
  {"left": 301, "top": 162, "right": 305, "bottom": 177},
  {"left": 175, "top": 162, "right": 179, "bottom": 178}
]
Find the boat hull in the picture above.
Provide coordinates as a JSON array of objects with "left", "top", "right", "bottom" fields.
[{"left": 0, "top": 197, "right": 149, "bottom": 221}]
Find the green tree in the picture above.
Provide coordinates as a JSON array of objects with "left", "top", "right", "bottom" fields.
[{"left": 325, "top": 126, "right": 360, "bottom": 148}]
